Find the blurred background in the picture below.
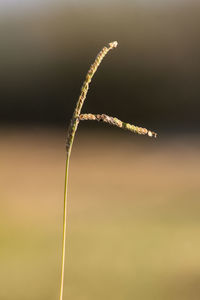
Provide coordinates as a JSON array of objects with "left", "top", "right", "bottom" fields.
[{"left": 1, "top": 0, "right": 200, "bottom": 299}]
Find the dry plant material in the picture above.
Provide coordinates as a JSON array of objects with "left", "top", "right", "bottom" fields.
[
  {"left": 79, "top": 113, "right": 157, "bottom": 137},
  {"left": 59, "top": 41, "right": 157, "bottom": 300}
]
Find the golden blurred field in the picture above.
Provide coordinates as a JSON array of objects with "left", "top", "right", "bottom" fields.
[{"left": 0, "top": 128, "right": 200, "bottom": 300}]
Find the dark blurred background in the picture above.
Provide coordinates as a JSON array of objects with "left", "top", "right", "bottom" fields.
[
  {"left": 1, "top": 0, "right": 200, "bottom": 132},
  {"left": 1, "top": 1, "right": 200, "bottom": 300}
]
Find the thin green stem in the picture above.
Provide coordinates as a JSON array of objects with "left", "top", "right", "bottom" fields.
[{"left": 59, "top": 151, "right": 70, "bottom": 300}]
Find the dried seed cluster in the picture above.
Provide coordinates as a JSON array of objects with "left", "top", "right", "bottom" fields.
[
  {"left": 75, "top": 41, "right": 118, "bottom": 117},
  {"left": 79, "top": 113, "right": 157, "bottom": 138},
  {"left": 66, "top": 41, "right": 118, "bottom": 153}
]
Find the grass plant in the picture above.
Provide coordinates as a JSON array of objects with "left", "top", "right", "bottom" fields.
[{"left": 59, "top": 41, "right": 157, "bottom": 300}]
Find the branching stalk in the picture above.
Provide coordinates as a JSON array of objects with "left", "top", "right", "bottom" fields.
[{"left": 59, "top": 41, "right": 157, "bottom": 300}]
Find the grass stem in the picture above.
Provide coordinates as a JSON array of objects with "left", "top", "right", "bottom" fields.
[
  {"left": 59, "top": 40, "right": 157, "bottom": 300},
  {"left": 59, "top": 152, "right": 70, "bottom": 300},
  {"left": 59, "top": 41, "right": 118, "bottom": 300}
]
